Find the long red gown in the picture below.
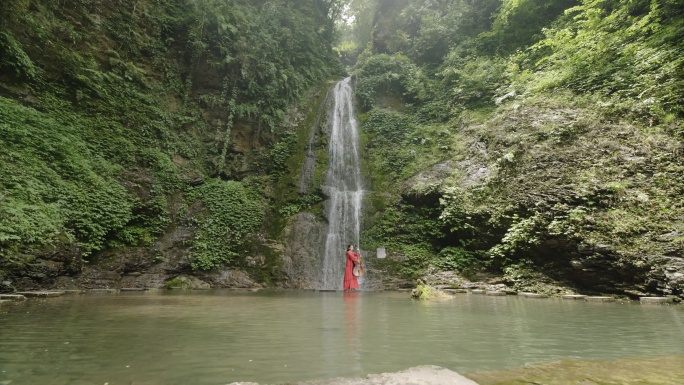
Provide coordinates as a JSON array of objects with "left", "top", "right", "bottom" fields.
[{"left": 343, "top": 250, "right": 360, "bottom": 290}]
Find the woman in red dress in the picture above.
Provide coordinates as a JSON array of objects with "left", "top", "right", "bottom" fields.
[{"left": 343, "top": 244, "right": 361, "bottom": 291}]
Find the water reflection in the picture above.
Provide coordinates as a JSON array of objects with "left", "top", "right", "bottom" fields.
[
  {"left": 344, "top": 292, "right": 360, "bottom": 351},
  {"left": 0, "top": 291, "right": 682, "bottom": 385},
  {"left": 344, "top": 291, "right": 363, "bottom": 374}
]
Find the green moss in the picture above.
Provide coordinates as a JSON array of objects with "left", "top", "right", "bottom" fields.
[
  {"left": 164, "top": 277, "right": 186, "bottom": 289},
  {"left": 271, "top": 80, "right": 333, "bottom": 224},
  {"left": 411, "top": 283, "right": 451, "bottom": 300}
]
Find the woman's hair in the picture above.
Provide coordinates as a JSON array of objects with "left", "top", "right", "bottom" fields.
[{"left": 347, "top": 244, "right": 353, "bottom": 250}]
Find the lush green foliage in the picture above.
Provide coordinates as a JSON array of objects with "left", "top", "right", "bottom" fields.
[
  {"left": 0, "top": 98, "right": 132, "bottom": 257},
  {"left": 353, "top": 0, "right": 684, "bottom": 286},
  {"left": 278, "top": 194, "right": 324, "bottom": 217},
  {"left": 183, "top": 0, "right": 342, "bottom": 128},
  {"left": 362, "top": 109, "right": 415, "bottom": 180},
  {"left": 270, "top": 130, "right": 299, "bottom": 177},
  {"left": 361, "top": 202, "right": 445, "bottom": 279},
  {"left": 435, "top": 245, "right": 485, "bottom": 274},
  {"left": 0, "top": 0, "right": 341, "bottom": 278},
  {"left": 188, "top": 180, "right": 263, "bottom": 270},
  {"left": 0, "top": 30, "right": 38, "bottom": 79},
  {"left": 360, "top": 105, "right": 460, "bottom": 189},
  {"left": 3, "top": 0, "right": 683, "bottom": 294},
  {"left": 512, "top": 0, "right": 684, "bottom": 120},
  {"left": 479, "top": 0, "right": 579, "bottom": 54},
  {"left": 355, "top": 54, "right": 414, "bottom": 109}
]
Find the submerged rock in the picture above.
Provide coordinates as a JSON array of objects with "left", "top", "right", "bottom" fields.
[
  {"left": 468, "top": 355, "right": 684, "bottom": 385},
  {"left": 228, "top": 365, "right": 480, "bottom": 385},
  {"left": 309, "top": 365, "right": 479, "bottom": 385}
]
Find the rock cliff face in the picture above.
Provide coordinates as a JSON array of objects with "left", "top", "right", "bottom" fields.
[
  {"left": 357, "top": 90, "right": 684, "bottom": 299},
  {"left": 329, "top": 0, "right": 684, "bottom": 301},
  {"left": 281, "top": 213, "right": 327, "bottom": 289},
  {"left": 0, "top": 0, "right": 341, "bottom": 291},
  {"left": 3, "top": 1, "right": 683, "bottom": 299},
  {"left": 279, "top": 88, "right": 333, "bottom": 289}
]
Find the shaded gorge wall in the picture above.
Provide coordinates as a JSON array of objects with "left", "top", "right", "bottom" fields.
[{"left": 0, "top": 0, "right": 343, "bottom": 291}]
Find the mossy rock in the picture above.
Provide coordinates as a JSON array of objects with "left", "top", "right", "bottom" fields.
[
  {"left": 411, "top": 284, "right": 452, "bottom": 300},
  {"left": 164, "top": 275, "right": 210, "bottom": 290}
]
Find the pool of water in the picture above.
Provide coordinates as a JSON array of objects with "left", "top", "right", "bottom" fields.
[{"left": 1, "top": 290, "right": 682, "bottom": 384}]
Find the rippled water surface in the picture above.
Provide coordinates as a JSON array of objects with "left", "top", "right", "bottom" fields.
[{"left": 1, "top": 290, "right": 683, "bottom": 384}]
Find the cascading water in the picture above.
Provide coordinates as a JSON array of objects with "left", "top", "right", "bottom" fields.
[{"left": 320, "top": 77, "right": 364, "bottom": 290}]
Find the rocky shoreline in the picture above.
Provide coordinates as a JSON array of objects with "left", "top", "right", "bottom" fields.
[
  {"left": 1, "top": 286, "right": 679, "bottom": 309},
  {"left": 1, "top": 250, "right": 681, "bottom": 303}
]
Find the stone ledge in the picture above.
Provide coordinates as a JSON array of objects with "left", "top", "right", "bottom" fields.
[
  {"left": 443, "top": 288, "right": 468, "bottom": 294},
  {"left": 16, "top": 291, "right": 64, "bottom": 298},
  {"left": 585, "top": 296, "right": 615, "bottom": 302},
  {"left": 62, "top": 290, "right": 85, "bottom": 295},
  {"left": 561, "top": 295, "right": 587, "bottom": 300},
  {"left": 486, "top": 291, "right": 507, "bottom": 296},
  {"left": 639, "top": 297, "right": 674, "bottom": 304},
  {"left": 89, "top": 289, "right": 118, "bottom": 293},
  {"left": 518, "top": 292, "right": 549, "bottom": 298},
  {"left": 0, "top": 294, "right": 27, "bottom": 301}
]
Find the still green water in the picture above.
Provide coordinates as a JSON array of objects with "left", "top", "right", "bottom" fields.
[{"left": 0, "top": 290, "right": 682, "bottom": 384}]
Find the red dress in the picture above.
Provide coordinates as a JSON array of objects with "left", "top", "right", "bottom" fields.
[{"left": 343, "top": 250, "right": 360, "bottom": 290}]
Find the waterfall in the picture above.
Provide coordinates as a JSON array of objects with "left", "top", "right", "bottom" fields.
[{"left": 320, "top": 77, "right": 364, "bottom": 290}]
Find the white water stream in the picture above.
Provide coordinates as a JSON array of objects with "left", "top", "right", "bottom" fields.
[{"left": 320, "top": 77, "right": 364, "bottom": 290}]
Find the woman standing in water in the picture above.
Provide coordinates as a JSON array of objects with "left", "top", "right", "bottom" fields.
[{"left": 343, "top": 244, "right": 361, "bottom": 291}]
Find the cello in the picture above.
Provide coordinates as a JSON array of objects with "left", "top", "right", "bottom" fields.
[{"left": 352, "top": 246, "right": 365, "bottom": 277}]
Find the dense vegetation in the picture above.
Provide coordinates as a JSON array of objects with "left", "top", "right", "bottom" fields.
[
  {"left": 0, "top": 0, "right": 342, "bottom": 286},
  {"left": 1, "top": 0, "right": 683, "bottom": 298},
  {"left": 345, "top": 0, "right": 684, "bottom": 297}
]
